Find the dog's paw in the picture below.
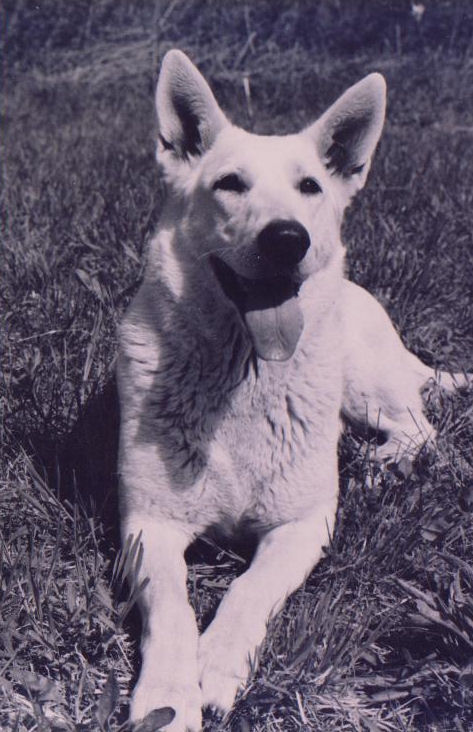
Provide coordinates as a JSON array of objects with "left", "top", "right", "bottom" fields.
[
  {"left": 198, "top": 627, "right": 254, "bottom": 712},
  {"left": 130, "top": 679, "right": 202, "bottom": 732},
  {"left": 371, "top": 426, "right": 435, "bottom": 465},
  {"left": 199, "top": 667, "right": 242, "bottom": 713}
]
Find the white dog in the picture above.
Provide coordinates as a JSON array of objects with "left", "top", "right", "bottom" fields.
[{"left": 117, "top": 50, "right": 469, "bottom": 731}]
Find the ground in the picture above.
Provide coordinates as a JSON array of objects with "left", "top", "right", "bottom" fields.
[{"left": 1, "top": 1, "right": 473, "bottom": 730}]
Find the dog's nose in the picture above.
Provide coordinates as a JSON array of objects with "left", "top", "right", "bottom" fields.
[{"left": 257, "top": 220, "right": 310, "bottom": 270}]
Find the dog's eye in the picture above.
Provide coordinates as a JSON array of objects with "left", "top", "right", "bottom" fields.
[
  {"left": 213, "top": 174, "right": 247, "bottom": 194},
  {"left": 299, "top": 177, "right": 322, "bottom": 195}
]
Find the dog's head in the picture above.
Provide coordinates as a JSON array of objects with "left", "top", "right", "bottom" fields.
[{"left": 155, "top": 50, "right": 386, "bottom": 361}]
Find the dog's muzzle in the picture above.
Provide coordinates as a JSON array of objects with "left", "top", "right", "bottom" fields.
[
  {"left": 257, "top": 220, "right": 310, "bottom": 274},
  {"left": 211, "top": 219, "right": 310, "bottom": 362}
]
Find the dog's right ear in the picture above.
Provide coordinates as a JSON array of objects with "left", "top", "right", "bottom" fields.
[{"left": 156, "top": 50, "right": 228, "bottom": 162}]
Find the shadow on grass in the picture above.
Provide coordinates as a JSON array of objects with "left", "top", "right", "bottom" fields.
[{"left": 27, "top": 378, "right": 122, "bottom": 547}]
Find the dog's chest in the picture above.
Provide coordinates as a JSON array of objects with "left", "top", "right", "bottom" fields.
[
  {"left": 121, "top": 301, "right": 342, "bottom": 529},
  {"left": 194, "top": 353, "right": 342, "bottom": 528}
]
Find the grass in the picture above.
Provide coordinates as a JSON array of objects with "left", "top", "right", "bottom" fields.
[{"left": 1, "top": 0, "right": 473, "bottom": 729}]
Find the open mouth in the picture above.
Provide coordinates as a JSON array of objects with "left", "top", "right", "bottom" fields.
[{"left": 210, "top": 256, "right": 304, "bottom": 361}]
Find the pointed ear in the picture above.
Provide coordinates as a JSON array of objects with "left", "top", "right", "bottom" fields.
[
  {"left": 156, "top": 50, "right": 228, "bottom": 161},
  {"left": 308, "top": 73, "right": 386, "bottom": 191}
]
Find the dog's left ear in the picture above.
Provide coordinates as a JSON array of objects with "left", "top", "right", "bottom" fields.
[
  {"left": 156, "top": 50, "right": 228, "bottom": 162},
  {"left": 308, "top": 73, "right": 386, "bottom": 192}
]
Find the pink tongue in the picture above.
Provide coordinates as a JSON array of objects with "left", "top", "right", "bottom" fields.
[{"left": 245, "top": 297, "right": 304, "bottom": 361}]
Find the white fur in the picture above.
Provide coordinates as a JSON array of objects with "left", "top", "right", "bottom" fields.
[{"left": 117, "top": 51, "right": 470, "bottom": 731}]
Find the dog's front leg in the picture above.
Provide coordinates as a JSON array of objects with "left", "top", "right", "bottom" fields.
[
  {"left": 124, "top": 516, "right": 201, "bottom": 732},
  {"left": 198, "top": 500, "right": 337, "bottom": 712}
]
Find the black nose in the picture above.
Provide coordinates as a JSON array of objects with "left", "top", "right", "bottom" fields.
[{"left": 257, "top": 220, "right": 310, "bottom": 271}]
